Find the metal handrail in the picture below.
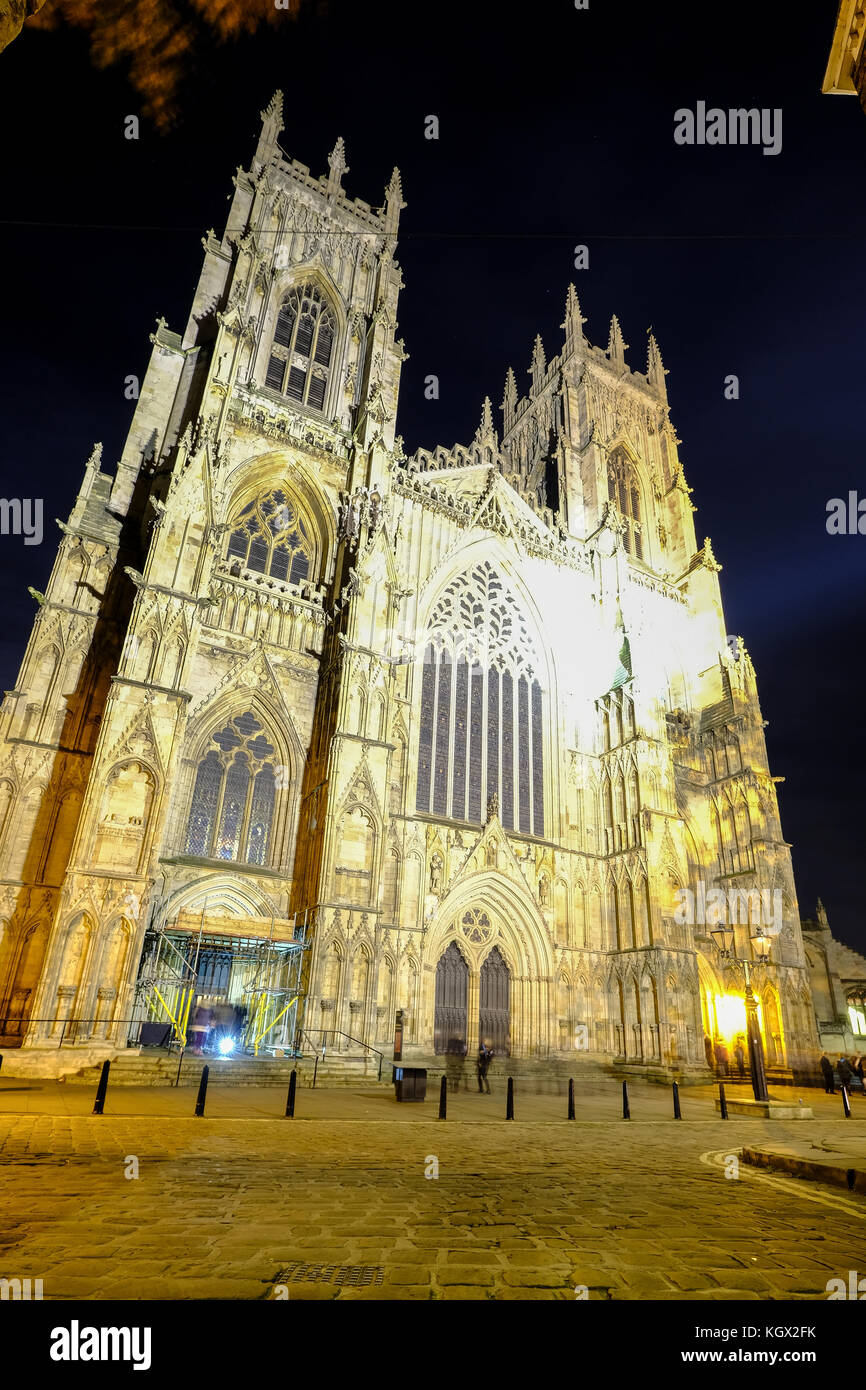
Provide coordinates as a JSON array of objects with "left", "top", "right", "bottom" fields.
[
  {"left": 0, "top": 1017, "right": 150, "bottom": 1049},
  {"left": 300, "top": 1027, "right": 385, "bottom": 1080}
]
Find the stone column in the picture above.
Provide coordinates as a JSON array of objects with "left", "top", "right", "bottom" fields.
[
  {"left": 320, "top": 997, "right": 335, "bottom": 1050},
  {"left": 467, "top": 969, "right": 481, "bottom": 1051},
  {"left": 55, "top": 985, "right": 76, "bottom": 1043},
  {"left": 94, "top": 987, "right": 117, "bottom": 1040}
]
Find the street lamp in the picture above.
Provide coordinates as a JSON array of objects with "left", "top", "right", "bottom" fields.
[{"left": 709, "top": 922, "right": 771, "bottom": 1103}]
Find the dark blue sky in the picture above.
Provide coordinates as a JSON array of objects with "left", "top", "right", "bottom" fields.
[{"left": 1, "top": 0, "right": 864, "bottom": 945}]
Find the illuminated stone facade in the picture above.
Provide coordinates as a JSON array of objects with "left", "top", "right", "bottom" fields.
[{"left": 0, "top": 95, "right": 818, "bottom": 1073}]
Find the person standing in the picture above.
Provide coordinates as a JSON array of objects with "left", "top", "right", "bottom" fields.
[
  {"left": 703, "top": 1033, "right": 715, "bottom": 1069},
  {"left": 734, "top": 1038, "right": 746, "bottom": 1079},
  {"left": 713, "top": 1038, "right": 729, "bottom": 1077},
  {"left": 837, "top": 1055, "right": 853, "bottom": 1091},
  {"left": 476, "top": 1043, "right": 492, "bottom": 1095},
  {"left": 819, "top": 1052, "right": 835, "bottom": 1094}
]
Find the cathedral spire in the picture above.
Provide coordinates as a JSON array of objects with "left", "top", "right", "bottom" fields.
[
  {"left": 68, "top": 442, "right": 104, "bottom": 528},
  {"left": 256, "top": 91, "right": 284, "bottom": 166},
  {"left": 646, "top": 331, "right": 668, "bottom": 401},
  {"left": 501, "top": 366, "right": 518, "bottom": 432},
  {"left": 562, "top": 283, "right": 587, "bottom": 353},
  {"left": 384, "top": 167, "right": 405, "bottom": 233},
  {"left": 529, "top": 334, "right": 546, "bottom": 395},
  {"left": 606, "top": 315, "right": 628, "bottom": 369},
  {"left": 475, "top": 396, "right": 498, "bottom": 452},
  {"left": 327, "top": 136, "right": 349, "bottom": 196}
]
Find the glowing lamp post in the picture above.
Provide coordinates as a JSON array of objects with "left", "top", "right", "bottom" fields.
[{"left": 709, "top": 923, "right": 771, "bottom": 1103}]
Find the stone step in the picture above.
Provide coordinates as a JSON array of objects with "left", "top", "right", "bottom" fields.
[{"left": 60, "top": 1049, "right": 389, "bottom": 1088}]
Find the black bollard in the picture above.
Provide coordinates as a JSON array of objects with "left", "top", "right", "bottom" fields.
[
  {"left": 718, "top": 1081, "right": 728, "bottom": 1119},
  {"left": 438, "top": 1074, "right": 447, "bottom": 1120},
  {"left": 842, "top": 1086, "right": 851, "bottom": 1119},
  {"left": 622, "top": 1080, "right": 630, "bottom": 1119},
  {"left": 568, "top": 1077, "right": 575, "bottom": 1121},
  {"left": 284, "top": 1068, "right": 297, "bottom": 1118},
  {"left": 672, "top": 1081, "right": 682, "bottom": 1120},
  {"left": 194, "top": 1064, "right": 209, "bottom": 1117},
  {"left": 506, "top": 1076, "right": 514, "bottom": 1120},
  {"left": 92, "top": 1060, "right": 110, "bottom": 1116}
]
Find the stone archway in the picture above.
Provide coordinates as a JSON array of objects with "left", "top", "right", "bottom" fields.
[{"left": 421, "top": 870, "right": 555, "bottom": 1058}]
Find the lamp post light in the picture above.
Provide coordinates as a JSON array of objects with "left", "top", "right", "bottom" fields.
[{"left": 709, "top": 922, "right": 771, "bottom": 1104}]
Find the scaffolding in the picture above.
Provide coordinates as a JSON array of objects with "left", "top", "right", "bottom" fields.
[{"left": 132, "top": 905, "right": 311, "bottom": 1056}]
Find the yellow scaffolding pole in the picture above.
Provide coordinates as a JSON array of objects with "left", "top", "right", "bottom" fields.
[
  {"left": 252, "top": 997, "right": 298, "bottom": 1053},
  {"left": 151, "top": 984, "right": 181, "bottom": 1036},
  {"left": 179, "top": 987, "right": 194, "bottom": 1049}
]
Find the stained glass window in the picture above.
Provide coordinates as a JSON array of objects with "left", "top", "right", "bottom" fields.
[
  {"left": 225, "top": 489, "right": 311, "bottom": 585},
  {"left": 265, "top": 283, "right": 336, "bottom": 411},
  {"left": 415, "top": 562, "right": 544, "bottom": 834},
  {"left": 184, "top": 712, "right": 279, "bottom": 865}
]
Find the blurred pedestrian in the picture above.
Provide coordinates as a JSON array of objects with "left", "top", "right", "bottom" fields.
[
  {"left": 819, "top": 1052, "right": 835, "bottom": 1094},
  {"left": 476, "top": 1042, "right": 492, "bottom": 1095}
]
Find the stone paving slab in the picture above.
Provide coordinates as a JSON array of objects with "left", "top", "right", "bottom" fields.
[{"left": 1, "top": 1102, "right": 866, "bottom": 1301}]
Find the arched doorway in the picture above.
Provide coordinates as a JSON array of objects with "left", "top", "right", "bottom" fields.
[
  {"left": 480, "top": 946, "right": 510, "bottom": 1055},
  {"left": 434, "top": 942, "right": 468, "bottom": 1054}
]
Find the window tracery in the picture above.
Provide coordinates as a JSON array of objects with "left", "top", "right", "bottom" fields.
[
  {"left": 265, "top": 282, "right": 336, "bottom": 410},
  {"left": 415, "top": 562, "right": 544, "bottom": 834},
  {"left": 185, "top": 711, "right": 278, "bottom": 865},
  {"left": 607, "top": 451, "right": 644, "bottom": 561},
  {"left": 225, "top": 489, "right": 311, "bottom": 585}
]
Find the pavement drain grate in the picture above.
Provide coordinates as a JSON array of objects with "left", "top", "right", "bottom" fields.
[{"left": 275, "top": 1262, "right": 384, "bottom": 1287}]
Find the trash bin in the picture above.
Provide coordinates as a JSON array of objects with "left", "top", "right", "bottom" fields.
[{"left": 394, "top": 1066, "right": 427, "bottom": 1102}]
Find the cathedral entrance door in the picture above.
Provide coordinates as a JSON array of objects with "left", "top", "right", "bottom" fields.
[
  {"left": 479, "top": 946, "right": 510, "bottom": 1056},
  {"left": 433, "top": 942, "right": 468, "bottom": 1054}
]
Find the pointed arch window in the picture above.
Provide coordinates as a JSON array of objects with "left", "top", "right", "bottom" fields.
[
  {"left": 185, "top": 711, "right": 279, "bottom": 865},
  {"left": 265, "top": 283, "right": 337, "bottom": 411},
  {"left": 415, "top": 562, "right": 544, "bottom": 835},
  {"left": 607, "top": 451, "right": 644, "bottom": 561},
  {"left": 225, "top": 489, "right": 311, "bottom": 585}
]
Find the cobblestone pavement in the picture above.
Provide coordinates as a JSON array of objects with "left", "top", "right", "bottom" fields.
[{"left": 2, "top": 1079, "right": 866, "bottom": 1301}]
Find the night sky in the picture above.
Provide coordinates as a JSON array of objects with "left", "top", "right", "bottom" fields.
[{"left": 1, "top": 1, "right": 864, "bottom": 946}]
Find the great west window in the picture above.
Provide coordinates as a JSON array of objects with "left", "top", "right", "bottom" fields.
[{"left": 415, "top": 562, "right": 544, "bottom": 836}]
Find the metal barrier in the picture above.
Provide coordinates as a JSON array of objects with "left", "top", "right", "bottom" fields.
[{"left": 299, "top": 1027, "right": 385, "bottom": 1081}]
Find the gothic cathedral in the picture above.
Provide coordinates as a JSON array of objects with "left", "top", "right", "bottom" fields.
[{"left": 0, "top": 95, "right": 818, "bottom": 1075}]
